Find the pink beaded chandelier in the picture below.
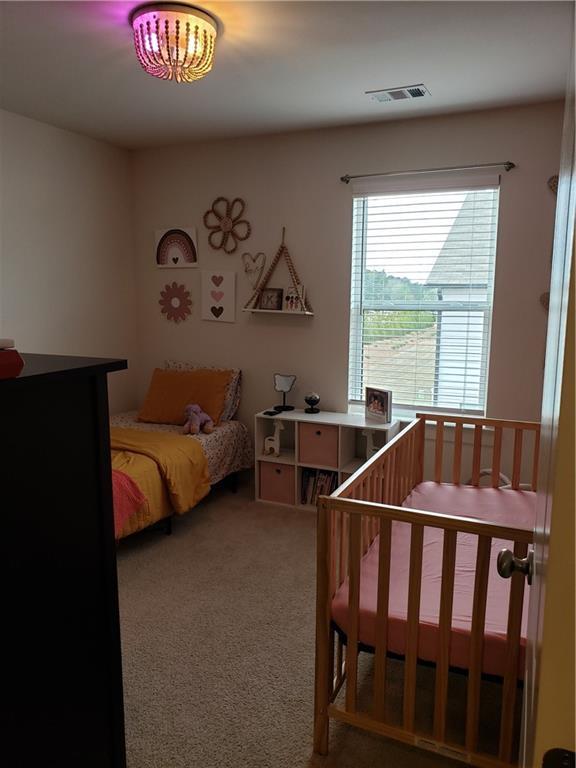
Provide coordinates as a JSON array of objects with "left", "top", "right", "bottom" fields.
[{"left": 130, "top": 3, "right": 218, "bottom": 83}]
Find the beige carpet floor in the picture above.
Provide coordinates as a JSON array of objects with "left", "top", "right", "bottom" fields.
[{"left": 117, "top": 479, "right": 507, "bottom": 768}]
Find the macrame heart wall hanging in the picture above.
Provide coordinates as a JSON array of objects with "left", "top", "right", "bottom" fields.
[{"left": 242, "top": 252, "right": 266, "bottom": 288}]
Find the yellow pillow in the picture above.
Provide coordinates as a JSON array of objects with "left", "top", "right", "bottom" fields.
[{"left": 137, "top": 368, "right": 232, "bottom": 426}]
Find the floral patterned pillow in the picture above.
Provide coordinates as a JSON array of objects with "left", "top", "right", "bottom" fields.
[{"left": 164, "top": 361, "right": 241, "bottom": 421}]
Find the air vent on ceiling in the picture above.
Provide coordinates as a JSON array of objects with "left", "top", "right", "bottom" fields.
[{"left": 366, "top": 84, "right": 431, "bottom": 103}]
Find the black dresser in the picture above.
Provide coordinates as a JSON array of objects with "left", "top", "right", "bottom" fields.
[{"left": 1, "top": 354, "right": 127, "bottom": 768}]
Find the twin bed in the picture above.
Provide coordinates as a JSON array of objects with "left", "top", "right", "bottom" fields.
[
  {"left": 109, "top": 362, "right": 252, "bottom": 539},
  {"left": 315, "top": 413, "right": 539, "bottom": 767}
]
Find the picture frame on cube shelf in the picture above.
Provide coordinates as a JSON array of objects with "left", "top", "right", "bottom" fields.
[{"left": 365, "top": 386, "right": 392, "bottom": 422}]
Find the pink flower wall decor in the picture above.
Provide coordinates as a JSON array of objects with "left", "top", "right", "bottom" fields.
[{"left": 159, "top": 282, "right": 192, "bottom": 323}]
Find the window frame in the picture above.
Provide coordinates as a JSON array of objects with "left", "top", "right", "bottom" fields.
[{"left": 347, "top": 175, "right": 501, "bottom": 416}]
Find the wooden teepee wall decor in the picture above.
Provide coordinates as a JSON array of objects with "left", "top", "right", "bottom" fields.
[{"left": 244, "top": 228, "right": 313, "bottom": 314}]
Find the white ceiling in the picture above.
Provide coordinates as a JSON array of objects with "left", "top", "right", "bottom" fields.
[{"left": 0, "top": 1, "right": 572, "bottom": 149}]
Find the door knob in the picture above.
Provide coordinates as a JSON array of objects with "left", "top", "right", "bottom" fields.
[{"left": 497, "top": 549, "right": 534, "bottom": 585}]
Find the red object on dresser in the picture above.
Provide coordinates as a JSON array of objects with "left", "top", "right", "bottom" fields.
[{"left": 0, "top": 348, "right": 24, "bottom": 379}]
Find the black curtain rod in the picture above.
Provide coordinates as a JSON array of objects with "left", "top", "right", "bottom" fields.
[{"left": 340, "top": 161, "right": 516, "bottom": 184}]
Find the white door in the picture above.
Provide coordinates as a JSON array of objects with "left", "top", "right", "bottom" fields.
[{"left": 520, "top": 68, "right": 575, "bottom": 766}]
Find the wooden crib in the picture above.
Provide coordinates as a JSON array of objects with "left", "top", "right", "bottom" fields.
[{"left": 314, "top": 413, "right": 540, "bottom": 767}]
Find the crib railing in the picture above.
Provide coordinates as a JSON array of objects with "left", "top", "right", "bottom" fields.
[
  {"left": 415, "top": 413, "right": 541, "bottom": 490},
  {"left": 314, "top": 414, "right": 540, "bottom": 767}
]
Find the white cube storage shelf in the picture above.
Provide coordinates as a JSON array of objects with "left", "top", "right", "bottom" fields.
[{"left": 255, "top": 409, "right": 400, "bottom": 508}]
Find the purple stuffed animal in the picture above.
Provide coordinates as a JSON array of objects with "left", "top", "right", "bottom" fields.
[{"left": 182, "top": 403, "right": 214, "bottom": 435}]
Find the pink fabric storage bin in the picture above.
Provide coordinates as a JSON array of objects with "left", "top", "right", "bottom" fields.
[
  {"left": 298, "top": 423, "right": 338, "bottom": 468},
  {"left": 259, "top": 462, "right": 295, "bottom": 505}
]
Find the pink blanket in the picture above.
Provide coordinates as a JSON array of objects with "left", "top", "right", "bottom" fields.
[
  {"left": 112, "top": 469, "right": 146, "bottom": 538},
  {"left": 331, "top": 482, "right": 536, "bottom": 678}
]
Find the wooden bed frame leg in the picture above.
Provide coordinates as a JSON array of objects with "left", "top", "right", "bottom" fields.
[{"left": 226, "top": 472, "right": 239, "bottom": 494}]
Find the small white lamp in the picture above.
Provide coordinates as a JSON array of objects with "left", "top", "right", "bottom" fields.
[{"left": 273, "top": 374, "right": 296, "bottom": 412}]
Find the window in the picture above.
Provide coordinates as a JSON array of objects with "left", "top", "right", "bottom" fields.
[{"left": 348, "top": 175, "right": 500, "bottom": 414}]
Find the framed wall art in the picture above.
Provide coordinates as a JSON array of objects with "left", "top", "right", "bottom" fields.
[
  {"left": 259, "top": 288, "right": 283, "bottom": 311},
  {"left": 284, "top": 284, "right": 306, "bottom": 312},
  {"left": 201, "top": 270, "right": 236, "bottom": 323},
  {"left": 155, "top": 228, "right": 198, "bottom": 268},
  {"left": 159, "top": 282, "right": 192, "bottom": 323}
]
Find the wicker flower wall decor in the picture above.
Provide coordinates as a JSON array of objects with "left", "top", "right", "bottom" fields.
[
  {"left": 203, "top": 197, "right": 251, "bottom": 254},
  {"left": 159, "top": 282, "right": 192, "bottom": 323}
]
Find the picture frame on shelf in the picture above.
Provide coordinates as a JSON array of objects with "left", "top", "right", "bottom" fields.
[
  {"left": 259, "top": 287, "right": 284, "bottom": 310},
  {"left": 284, "top": 284, "right": 306, "bottom": 312},
  {"left": 365, "top": 386, "right": 392, "bottom": 422}
]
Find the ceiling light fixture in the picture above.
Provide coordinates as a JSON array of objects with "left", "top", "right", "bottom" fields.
[{"left": 129, "top": 2, "right": 218, "bottom": 83}]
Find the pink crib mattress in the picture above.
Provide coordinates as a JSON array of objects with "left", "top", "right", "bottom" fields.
[{"left": 331, "top": 482, "right": 536, "bottom": 678}]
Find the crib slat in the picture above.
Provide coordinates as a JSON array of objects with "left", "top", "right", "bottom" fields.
[
  {"left": 433, "top": 529, "right": 457, "bottom": 741},
  {"left": 471, "top": 425, "right": 483, "bottom": 486},
  {"left": 492, "top": 427, "right": 503, "bottom": 488},
  {"left": 381, "top": 460, "right": 388, "bottom": 504},
  {"left": 401, "top": 436, "right": 409, "bottom": 500},
  {"left": 465, "top": 535, "right": 492, "bottom": 752},
  {"left": 405, "top": 431, "right": 412, "bottom": 496},
  {"left": 499, "top": 541, "right": 528, "bottom": 762},
  {"left": 388, "top": 448, "right": 395, "bottom": 504},
  {"left": 340, "top": 511, "right": 349, "bottom": 587},
  {"left": 330, "top": 510, "right": 337, "bottom": 597},
  {"left": 512, "top": 430, "right": 523, "bottom": 489},
  {"left": 373, "top": 518, "right": 392, "bottom": 721},
  {"left": 314, "top": 499, "right": 332, "bottom": 754},
  {"left": 408, "top": 429, "right": 416, "bottom": 494},
  {"left": 410, "top": 428, "right": 418, "bottom": 491},
  {"left": 400, "top": 437, "right": 407, "bottom": 500},
  {"left": 452, "top": 423, "right": 463, "bottom": 484},
  {"left": 434, "top": 421, "right": 444, "bottom": 483},
  {"left": 396, "top": 440, "right": 404, "bottom": 503},
  {"left": 382, "top": 455, "right": 391, "bottom": 505},
  {"left": 403, "top": 524, "right": 424, "bottom": 730},
  {"left": 531, "top": 429, "right": 540, "bottom": 491},
  {"left": 338, "top": 509, "right": 345, "bottom": 586},
  {"left": 369, "top": 469, "right": 376, "bottom": 504},
  {"left": 393, "top": 446, "right": 401, "bottom": 505},
  {"left": 345, "top": 515, "right": 362, "bottom": 713},
  {"left": 415, "top": 418, "right": 425, "bottom": 484}
]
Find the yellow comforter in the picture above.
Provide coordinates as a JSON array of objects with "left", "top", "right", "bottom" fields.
[{"left": 111, "top": 427, "right": 210, "bottom": 538}]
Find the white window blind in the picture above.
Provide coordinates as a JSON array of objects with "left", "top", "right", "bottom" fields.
[{"left": 348, "top": 177, "right": 500, "bottom": 413}]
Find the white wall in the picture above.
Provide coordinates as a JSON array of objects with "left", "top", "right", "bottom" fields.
[
  {"left": 0, "top": 110, "right": 139, "bottom": 412},
  {"left": 0, "top": 103, "right": 562, "bottom": 422},
  {"left": 130, "top": 102, "right": 563, "bottom": 426}
]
